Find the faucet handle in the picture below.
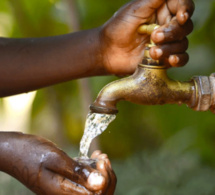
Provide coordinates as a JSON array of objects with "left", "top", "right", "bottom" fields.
[
  {"left": 138, "top": 24, "right": 160, "bottom": 35},
  {"left": 138, "top": 24, "right": 161, "bottom": 66},
  {"left": 138, "top": 24, "right": 160, "bottom": 46}
]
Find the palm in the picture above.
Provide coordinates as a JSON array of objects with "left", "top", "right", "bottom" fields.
[{"left": 101, "top": 20, "right": 151, "bottom": 75}]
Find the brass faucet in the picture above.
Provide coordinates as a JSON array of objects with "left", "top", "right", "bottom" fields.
[{"left": 90, "top": 24, "right": 215, "bottom": 114}]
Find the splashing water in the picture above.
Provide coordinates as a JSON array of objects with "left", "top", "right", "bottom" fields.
[{"left": 79, "top": 112, "right": 116, "bottom": 158}]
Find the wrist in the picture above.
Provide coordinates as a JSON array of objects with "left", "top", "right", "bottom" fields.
[
  {"left": 0, "top": 132, "right": 23, "bottom": 172},
  {"left": 96, "top": 25, "right": 115, "bottom": 76},
  {"left": 87, "top": 27, "right": 109, "bottom": 76}
]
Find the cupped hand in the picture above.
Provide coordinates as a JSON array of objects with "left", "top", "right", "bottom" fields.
[
  {"left": 100, "top": 0, "right": 194, "bottom": 75},
  {"left": 0, "top": 132, "right": 116, "bottom": 195},
  {"left": 89, "top": 150, "right": 116, "bottom": 195}
]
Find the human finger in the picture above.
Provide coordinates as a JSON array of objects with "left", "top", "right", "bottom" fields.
[
  {"left": 151, "top": 17, "right": 193, "bottom": 44},
  {"left": 114, "top": 0, "right": 165, "bottom": 24},
  {"left": 96, "top": 156, "right": 116, "bottom": 195},
  {"left": 91, "top": 152, "right": 112, "bottom": 169},
  {"left": 167, "top": 0, "right": 195, "bottom": 25},
  {"left": 35, "top": 168, "right": 93, "bottom": 195},
  {"left": 44, "top": 152, "right": 106, "bottom": 192},
  {"left": 97, "top": 153, "right": 112, "bottom": 169},
  {"left": 163, "top": 53, "right": 189, "bottom": 67},
  {"left": 150, "top": 38, "right": 188, "bottom": 59},
  {"left": 157, "top": 2, "right": 172, "bottom": 25},
  {"left": 91, "top": 150, "right": 102, "bottom": 159}
]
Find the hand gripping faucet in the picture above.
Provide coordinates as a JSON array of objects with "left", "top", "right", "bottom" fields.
[{"left": 90, "top": 24, "right": 215, "bottom": 115}]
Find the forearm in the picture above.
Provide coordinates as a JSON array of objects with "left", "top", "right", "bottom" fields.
[
  {"left": 0, "top": 132, "right": 41, "bottom": 181},
  {"left": 0, "top": 132, "right": 23, "bottom": 173},
  {"left": 0, "top": 132, "right": 110, "bottom": 194},
  {"left": 0, "top": 132, "right": 56, "bottom": 192},
  {"left": 0, "top": 27, "right": 105, "bottom": 97}
]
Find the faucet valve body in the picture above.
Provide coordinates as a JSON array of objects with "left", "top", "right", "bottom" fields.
[{"left": 90, "top": 23, "right": 215, "bottom": 115}]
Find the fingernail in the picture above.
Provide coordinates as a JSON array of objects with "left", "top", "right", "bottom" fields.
[
  {"left": 181, "top": 12, "right": 189, "bottom": 22},
  {"left": 99, "top": 154, "right": 108, "bottom": 160},
  {"left": 155, "top": 48, "right": 163, "bottom": 58},
  {"left": 170, "top": 55, "right": 179, "bottom": 65},
  {"left": 88, "top": 172, "right": 105, "bottom": 190},
  {"left": 98, "top": 160, "right": 105, "bottom": 169},
  {"left": 155, "top": 32, "right": 164, "bottom": 41}
]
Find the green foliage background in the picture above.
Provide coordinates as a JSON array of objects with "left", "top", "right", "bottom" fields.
[{"left": 1, "top": 0, "right": 215, "bottom": 194}]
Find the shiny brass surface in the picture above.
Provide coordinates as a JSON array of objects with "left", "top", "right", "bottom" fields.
[
  {"left": 90, "top": 24, "right": 215, "bottom": 114},
  {"left": 142, "top": 44, "right": 160, "bottom": 65},
  {"left": 138, "top": 24, "right": 160, "bottom": 66},
  {"left": 90, "top": 65, "right": 196, "bottom": 114},
  {"left": 138, "top": 24, "right": 159, "bottom": 35}
]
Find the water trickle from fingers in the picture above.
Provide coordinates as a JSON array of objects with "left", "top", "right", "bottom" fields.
[{"left": 79, "top": 112, "right": 116, "bottom": 158}]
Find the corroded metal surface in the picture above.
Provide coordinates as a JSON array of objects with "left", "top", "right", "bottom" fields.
[
  {"left": 90, "top": 24, "right": 215, "bottom": 115},
  {"left": 90, "top": 64, "right": 195, "bottom": 114},
  {"left": 192, "top": 73, "right": 215, "bottom": 112}
]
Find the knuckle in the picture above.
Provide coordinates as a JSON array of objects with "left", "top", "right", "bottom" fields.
[
  {"left": 185, "top": 19, "right": 194, "bottom": 35},
  {"left": 181, "top": 38, "right": 189, "bottom": 51},
  {"left": 179, "top": 53, "right": 189, "bottom": 66}
]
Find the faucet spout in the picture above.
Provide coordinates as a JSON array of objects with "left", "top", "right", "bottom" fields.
[
  {"left": 90, "top": 23, "right": 215, "bottom": 115},
  {"left": 90, "top": 64, "right": 196, "bottom": 114}
]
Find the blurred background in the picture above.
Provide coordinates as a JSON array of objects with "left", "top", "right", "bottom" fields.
[{"left": 0, "top": 0, "right": 215, "bottom": 194}]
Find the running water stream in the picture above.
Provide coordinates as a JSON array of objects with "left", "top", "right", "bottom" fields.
[{"left": 79, "top": 112, "right": 116, "bottom": 158}]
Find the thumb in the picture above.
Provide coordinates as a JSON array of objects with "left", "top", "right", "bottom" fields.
[
  {"left": 116, "top": 0, "right": 165, "bottom": 21},
  {"left": 176, "top": 0, "right": 195, "bottom": 25},
  {"left": 165, "top": 0, "right": 194, "bottom": 25}
]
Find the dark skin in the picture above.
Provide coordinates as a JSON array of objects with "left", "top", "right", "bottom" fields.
[
  {"left": 0, "top": 0, "right": 194, "bottom": 97},
  {"left": 0, "top": 132, "right": 116, "bottom": 195},
  {"left": 0, "top": 0, "right": 194, "bottom": 194}
]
